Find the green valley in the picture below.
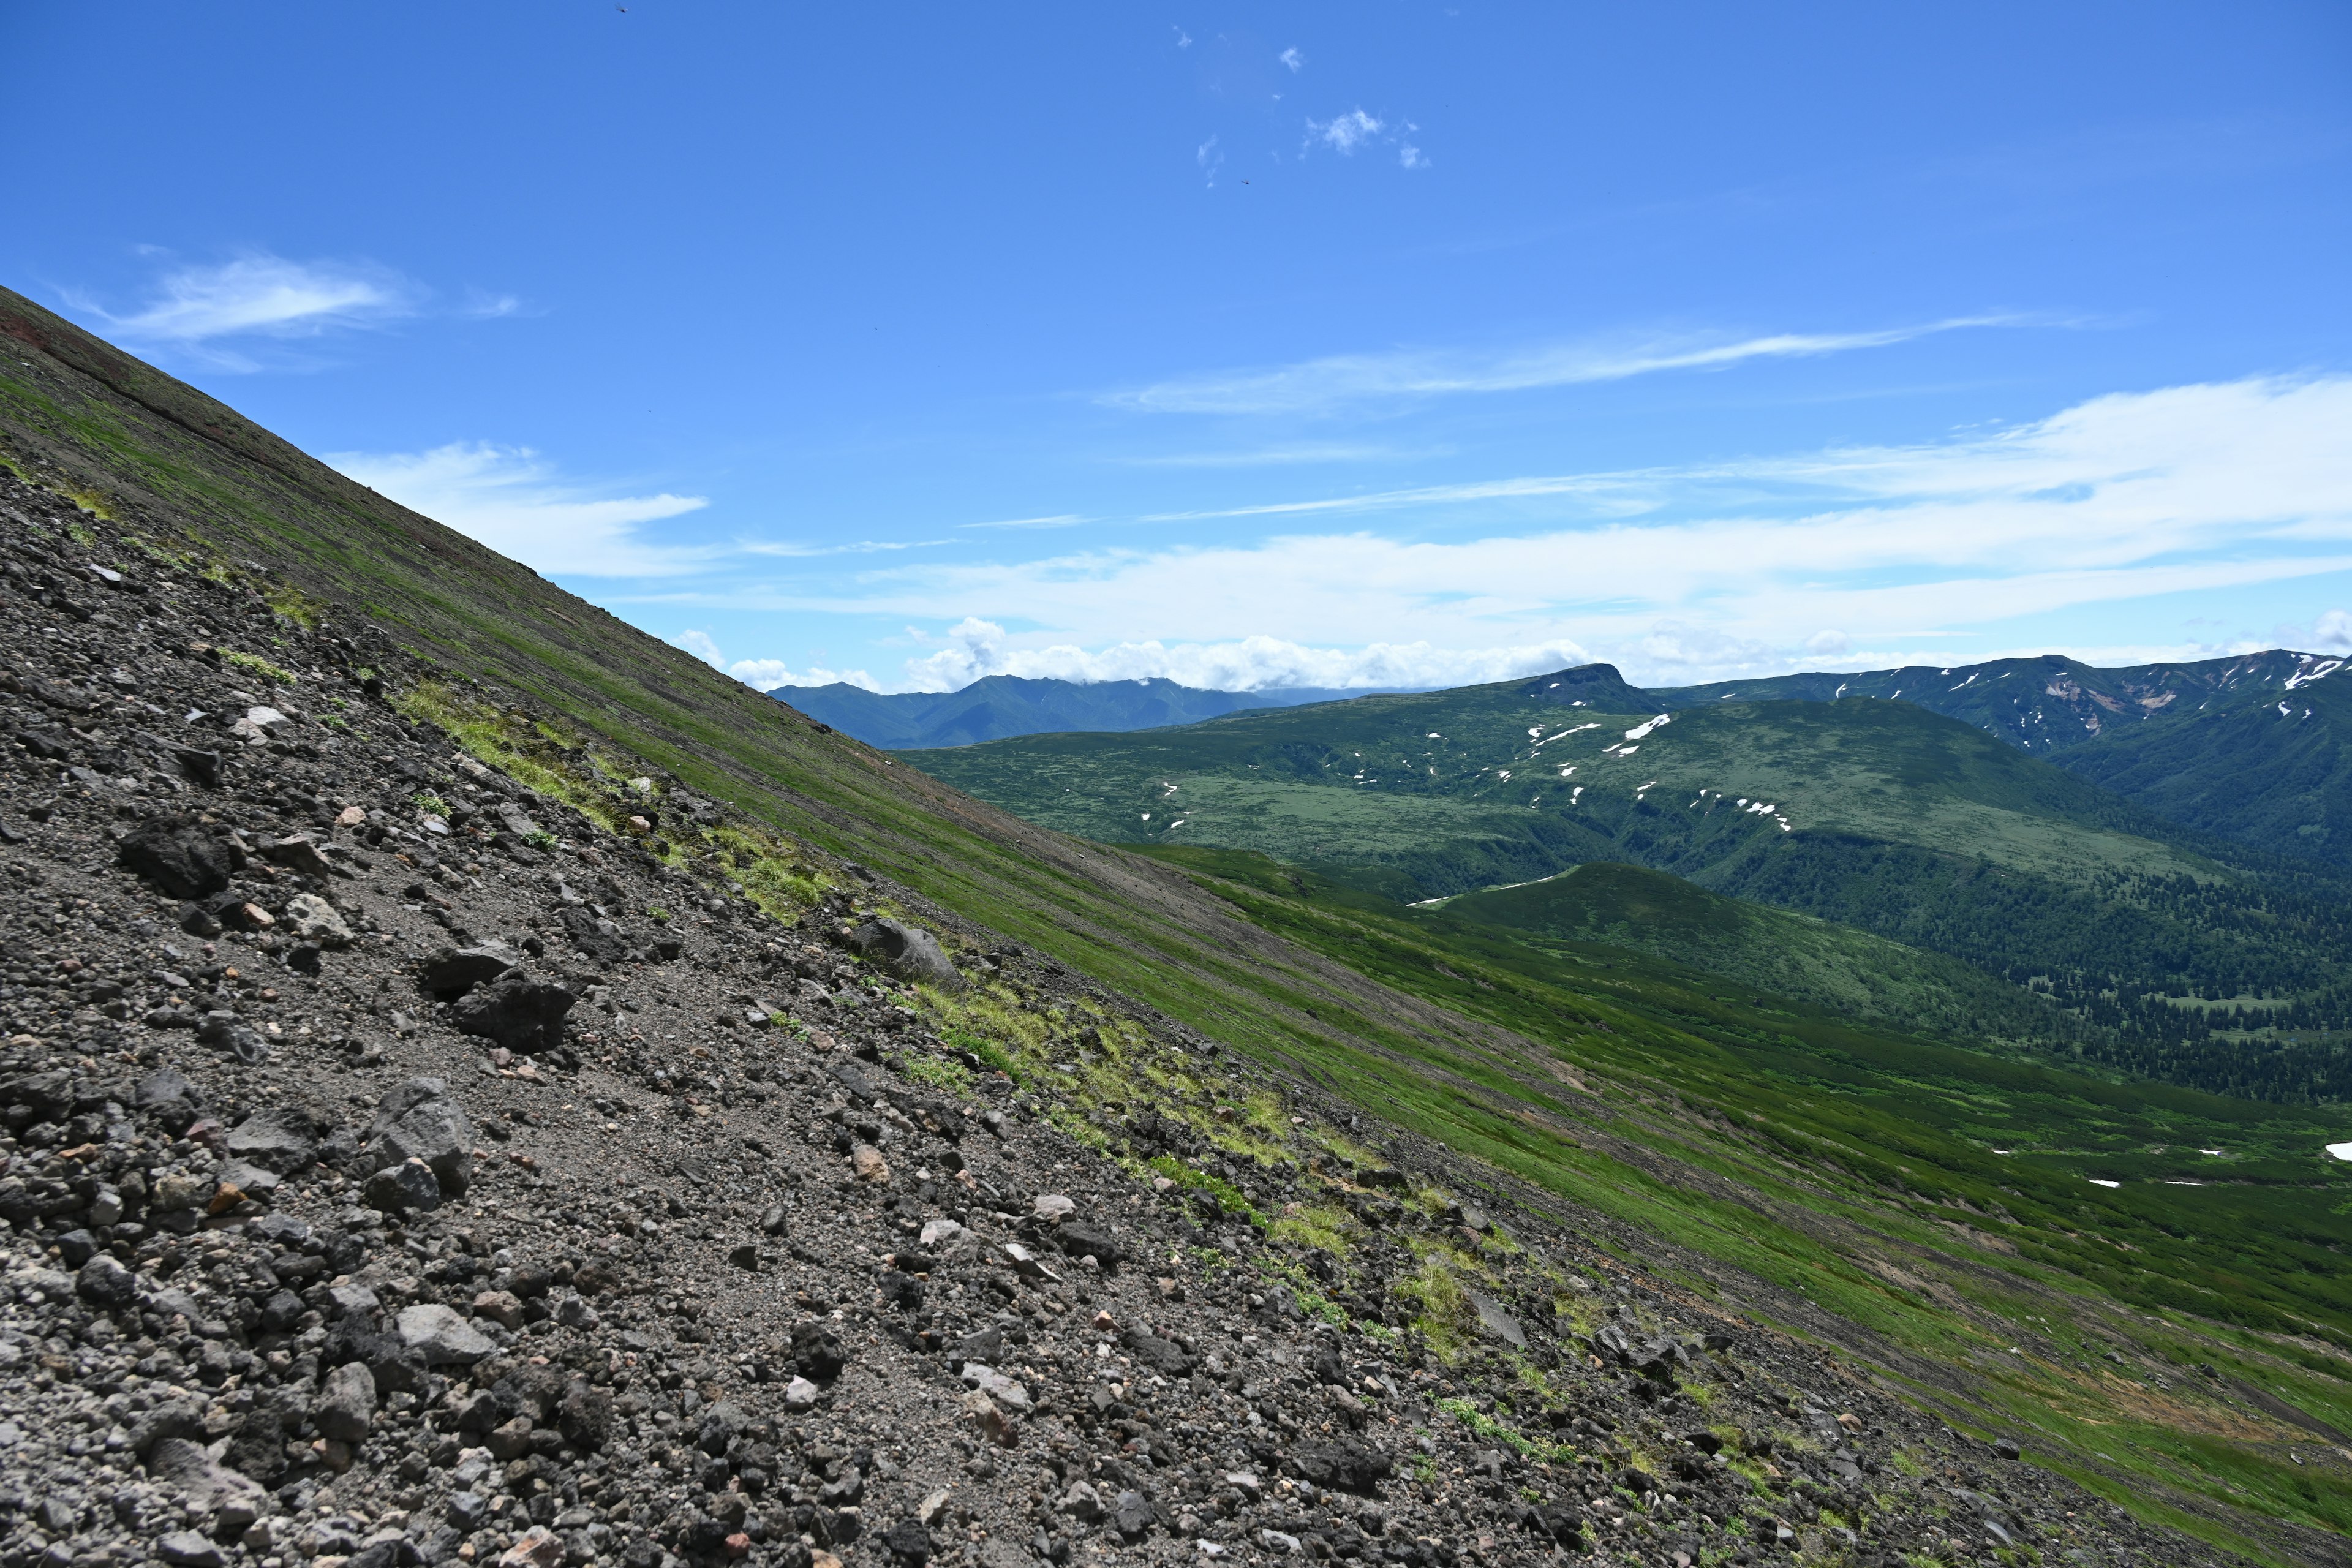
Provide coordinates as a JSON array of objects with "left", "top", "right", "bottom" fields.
[{"left": 905, "top": 669, "right": 2352, "bottom": 1100}]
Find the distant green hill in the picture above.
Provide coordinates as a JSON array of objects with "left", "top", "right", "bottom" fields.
[
  {"left": 769, "top": 673, "right": 1381, "bottom": 748},
  {"left": 907, "top": 669, "right": 2352, "bottom": 1099}
]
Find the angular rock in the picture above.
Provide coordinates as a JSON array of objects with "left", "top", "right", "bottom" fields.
[
  {"left": 156, "top": 1532, "right": 226, "bottom": 1568},
  {"left": 473, "top": 1289, "right": 524, "bottom": 1329},
  {"left": 959, "top": 1362, "right": 1032, "bottom": 1413},
  {"left": 77, "top": 1253, "right": 137, "bottom": 1306},
  {"left": 792, "top": 1320, "right": 849, "bottom": 1382},
  {"left": 225, "top": 1104, "right": 320, "bottom": 1173},
  {"left": 559, "top": 1382, "right": 614, "bottom": 1450},
  {"left": 197, "top": 1009, "right": 266, "bottom": 1064},
  {"left": 1123, "top": 1330, "right": 1196, "bottom": 1376},
  {"left": 374, "top": 1093, "right": 473, "bottom": 1196},
  {"left": 845, "top": 918, "right": 962, "bottom": 987},
  {"left": 498, "top": 1528, "right": 565, "bottom": 1568},
  {"left": 134, "top": 731, "right": 221, "bottom": 787},
  {"left": 282, "top": 892, "right": 355, "bottom": 948},
  {"left": 314, "top": 1360, "right": 377, "bottom": 1443},
  {"left": 134, "top": 1066, "right": 198, "bottom": 1109},
  {"left": 117, "top": 815, "right": 235, "bottom": 899},
  {"left": 961, "top": 1388, "right": 1014, "bottom": 1446},
  {"left": 1469, "top": 1292, "right": 1526, "bottom": 1349},
  {"left": 1055, "top": 1220, "right": 1120, "bottom": 1270},
  {"left": 450, "top": 972, "right": 576, "bottom": 1054},
  {"left": 397, "top": 1303, "right": 496, "bottom": 1365},
  {"left": 419, "top": 946, "right": 516, "bottom": 1000},
  {"left": 883, "top": 1518, "right": 933, "bottom": 1562},
  {"left": 1112, "top": 1491, "right": 1155, "bottom": 1542},
  {"left": 259, "top": 834, "right": 336, "bottom": 879},
  {"left": 364, "top": 1159, "right": 442, "bottom": 1214},
  {"left": 148, "top": 1435, "right": 268, "bottom": 1519},
  {"left": 369, "top": 1076, "right": 451, "bottom": 1136},
  {"left": 1289, "top": 1441, "right": 1392, "bottom": 1494}
]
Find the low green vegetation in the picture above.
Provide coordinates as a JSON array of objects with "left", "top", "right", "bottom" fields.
[{"left": 221, "top": 648, "right": 296, "bottom": 684}]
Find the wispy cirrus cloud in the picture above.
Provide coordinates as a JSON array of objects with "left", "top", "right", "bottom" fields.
[
  {"left": 1104, "top": 315, "right": 2025, "bottom": 415},
  {"left": 956, "top": 513, "right": 1091, "bottom": 531},
  {"left": 59, "top": 250, "right": 524, "bottom": 370},
  {"left": 737, "top": 538, "right": 951, "bottom": 557},
  {"left": 1119, "top": 442, "right": 1453, "bottom": 469},
  {"left": 327, "top": 442, "right": 710, "bottom": 578},
  {"left": 67, "top": 252, "right": 420, "bottom": 369}
]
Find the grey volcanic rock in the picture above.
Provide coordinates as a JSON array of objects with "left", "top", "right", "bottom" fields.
[
  {"left": 224, "top": 1104, "right": 320, "bottom": 1172},
  {"left": 846, "top": 917, "right": 961, "bottom": 987},
  {"left": 373, "top": 1090, "right": 473, "bottom": 1195}
]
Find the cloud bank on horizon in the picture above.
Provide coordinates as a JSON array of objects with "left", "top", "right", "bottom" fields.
[{"left": 606, "top": 369, "right": 2352, "bottom": 693}]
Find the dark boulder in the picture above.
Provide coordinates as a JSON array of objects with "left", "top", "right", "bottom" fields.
[
  {"left": 450, "top": 973, "right": 575, "bottom": 1054},
  {"left": 1124, "top": 1330, "right": 1196, "bottom": 1376},
  {"left": 1056, "top": 1221, "right": 1121, "bottom": 1271},
  {"left": 792, "top": 1321, "right": 849, "bottom": 1383},
  {"left": 363, "top": 1159, "right": 443, "bottom": 1215},
  {"left": 1289, "top": 1441, "right": 1392, "bottom": 1494},
  {"left": 372, "top": 1091, "right": 473, "bottom": 1197},
  {"left": 418, "top": 946, "right": 516, "bottom": 1000},
  {"left": 116, "top": 815, "right": 235, "bottom": 899}
]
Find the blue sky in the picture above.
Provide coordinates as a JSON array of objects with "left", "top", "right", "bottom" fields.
[{"left": 9, "top": 3, "right": 2352, "bottom": 692}]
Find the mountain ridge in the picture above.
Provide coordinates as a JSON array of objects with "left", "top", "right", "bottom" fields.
[{"left": 769, "top": 673, "right": 1385, "bottom": 749}]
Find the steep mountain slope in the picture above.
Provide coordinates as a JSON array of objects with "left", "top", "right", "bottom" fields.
[
  {"left": 769, "top": 676, "right": 1374, "bottom": 750},
  {"left": 903, "top": 672, "right": 2352, "bottom": 1099},
  {"left": 2, "top": 286, "right": 2347, "bottom": 1559}
]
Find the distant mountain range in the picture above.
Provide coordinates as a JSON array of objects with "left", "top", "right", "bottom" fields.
[
  {"left": 765, "top": 673, "right": 1384, "bottom": 748},
  {"left": 903, "top": 648, "right": 2352, "bottom": 1099}
]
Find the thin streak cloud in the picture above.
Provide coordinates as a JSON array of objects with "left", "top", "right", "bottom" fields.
[{"left": 1104, "top": 315, "right": 2029, "bottom": 415}]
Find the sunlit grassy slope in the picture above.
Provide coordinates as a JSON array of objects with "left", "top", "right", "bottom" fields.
[
  {"left": 2, "top": 287, "right": 2345, "bottom": 1560},
  {"left": 1427, "top": 859, "right": 2076, "bottom": 1050}
]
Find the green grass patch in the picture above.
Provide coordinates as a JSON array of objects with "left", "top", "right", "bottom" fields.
[{"left": 222, "top": 649, "right": 296, "bottom": 685}]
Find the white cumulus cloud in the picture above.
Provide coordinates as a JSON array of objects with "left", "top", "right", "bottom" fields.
[
  {"left": 894, "top": 617, "right": 1587, "bottom": 693},
  {"left": 328, "top": 442, "right": 711, "bottom": 578},
  {"left": 731, "top": 660, "right": 881, "bottom": 692},
  {"left": 1279, "top": 47, "right": 1304, "bottom": 72},
  {"left": 1309, "top": 108, "right": 1384, "bottom": 154}
]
